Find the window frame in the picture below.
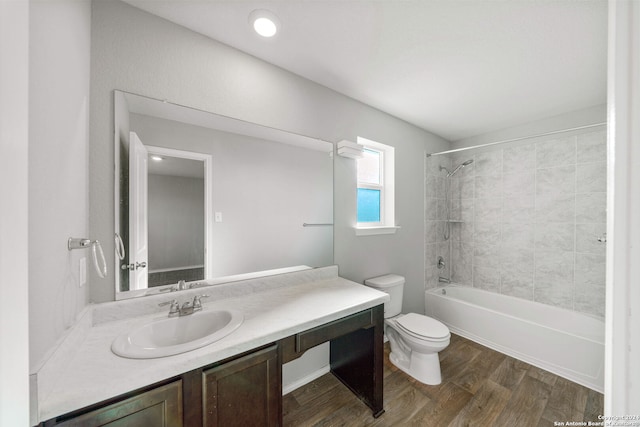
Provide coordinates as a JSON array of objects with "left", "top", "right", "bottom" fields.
[
  {"left": 357, "top": 147, "right": 385, "bottom": 226},
  {"left": 355, "top": 137, "right": 397, "bottom": 235}
]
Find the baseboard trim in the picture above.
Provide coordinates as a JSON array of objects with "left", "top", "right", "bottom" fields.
[{"left": 282, "top": 365, "right": 330, "bottom": 395}]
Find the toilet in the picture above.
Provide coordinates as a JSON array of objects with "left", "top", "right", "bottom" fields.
[{"left": 364, "top": 274, "right": 450, "bottom": 385}]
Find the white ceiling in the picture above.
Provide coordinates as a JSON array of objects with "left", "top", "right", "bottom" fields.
[{"left": 123, "top": 0, "right": 608, "bottom": 142}]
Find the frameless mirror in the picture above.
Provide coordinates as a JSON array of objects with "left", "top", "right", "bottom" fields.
[{"left": 114, "top": 91, "right": 334, "bottom": 299}]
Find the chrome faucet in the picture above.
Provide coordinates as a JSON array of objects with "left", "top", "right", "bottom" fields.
[
  {"left": 438, "top": 276, "right": 451, "bottom": 284},
  {"left": 177, "top": 280, "right": 192, "bottom": 291},
  {"left": 159, "top": 299, "right": 180, "bottom": 317},
  {"left": 159, "top": 295, "right": 209, "bottom": 317}
]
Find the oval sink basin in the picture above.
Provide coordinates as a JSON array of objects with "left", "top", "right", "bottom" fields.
[{"left": 111, "top": 309, "right": 243, "bottom": 359}]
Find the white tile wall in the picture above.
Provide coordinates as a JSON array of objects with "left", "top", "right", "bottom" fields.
[{"left": 425, "top": 128, "right": 607, "bottom": 318}]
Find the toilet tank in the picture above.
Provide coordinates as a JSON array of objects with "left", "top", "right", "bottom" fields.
[{"left": 364, "top": 274, "right": 405, "bottom": 318}]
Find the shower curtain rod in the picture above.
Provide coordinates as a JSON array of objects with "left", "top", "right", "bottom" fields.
[{"left": 426, "top": 122, "right": 607, "bottom": 157}]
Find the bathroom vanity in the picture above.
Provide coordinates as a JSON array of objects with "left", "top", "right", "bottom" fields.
[{"left": 33, "top": 267, "right": 388, "bottom": 426}]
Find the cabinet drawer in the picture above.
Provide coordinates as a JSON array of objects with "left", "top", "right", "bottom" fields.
[{"left": 295, "top": 309, "right": 373, "bottom": 353}]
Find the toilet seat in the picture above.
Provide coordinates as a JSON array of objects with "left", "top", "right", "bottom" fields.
[{"left": 395, "top": 313, "right": 450, "bottom": 341}]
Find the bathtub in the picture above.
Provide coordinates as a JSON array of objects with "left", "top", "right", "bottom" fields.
[{"left": 425, "top": 285, "right": 604, "bottom": 392}]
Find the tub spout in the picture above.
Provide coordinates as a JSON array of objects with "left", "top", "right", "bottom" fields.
[{"left": 438, "top": 277, "right": 451, "bottom": 284}]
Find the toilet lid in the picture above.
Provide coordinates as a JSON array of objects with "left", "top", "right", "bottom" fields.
[{"left": 396, "top": 313, "right": 450, "bottom": 340}]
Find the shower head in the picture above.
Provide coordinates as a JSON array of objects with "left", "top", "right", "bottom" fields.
[{"left": 447, "top": 159, "right": 473, "bottom": 177}]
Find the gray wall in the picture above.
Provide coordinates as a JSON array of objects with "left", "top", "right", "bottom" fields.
[
  {"left": 29, "top": 0, "right": 91, "bottom": 369},
  {"left": 90, "top": 0, "right": 449, "bottom": 313}
]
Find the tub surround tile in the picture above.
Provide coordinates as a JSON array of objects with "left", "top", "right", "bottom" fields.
[
  {"left": 534, "top": 222, "right": 575, "bottom": 252},
  {"left": 500, "top": 280, "right": 534, "bottom": 301},
  {"left": 536, "top": 137, "right": 576, "bottom": 169},
  {"left": 535, "top": 250, "right": 574, "bottom": 284},
  {"left": 501, "top": 247, "right": 534, "bottom": 268},
  {"left": 575, "top": 223, "right": 607, "bottom": 255},
  {"left": 436, "top": 221, "right": 449, "bottom": 243},
  {"left": 452, "top": 241, "right": 474, "bottom": 265},
  {"left": 452, "top": 152, "right": 474, "bottom": 170},
  {"left": 574, "top": 253, "right": 606, "bottom": 316},
  {"left": 436, "top": 175, "right": 447, "bottom": 199},
  {"left": 437, "top": 241, "right": 451, "bottom": 265},
  {"left": 503, "top": 144, "right": 536, "bottom": 174},
  {"left": 577, "top": 131, "right": 607, "bottom": 164},
  {"left": 450, "top": 222, "right": 473, "bottom": 243},
  {"left": 536, "top": 165, "right": 576, "bottom": 196},
  {"left": 503, "top": 171, "right": 535, "bottom": 196},
  {"left": 474, "top": 241, "right": 502, "bottom": 270},
  {"left": 457, "top": 174, "right": 475, "bottom": 199},
  {"left": 426, "top": 155, "right": 451, "bottom": 176},
  {"left": 425, "top": 174, "right": 436, "bottom": 198},
  {"left": 452, "top": 263, "right": 473, "bottom": 286},
  {"left": 473, "top": 267, "right": 500, "bottom": 292},
  {"left": 437, "top": 198, "right": 448, "bottom": 221},
  {"left": 575, "top": 193, "right": 606, "bottom": 223},
  {"left": 534, "top": 281, "right": 574, "bottom": 310},
  {"left": 450, "top": 199, "right": 462, "bottom": 221},
  {"left": 502, "top": 223, "right": 534, "bottom": 251},
  {"left": 426, "top": 241, "right": 450, "bottom": 270},
  {"left": 425, "top": 128, "right": 606, "bottom": 319},
  {"left": 534, "top": 250, "right": 575, "bottom": 309},
  {"left": 535, "top": 193, "right": 575, "bottom": 223},
  {"left": 425, "top": 243, "right": 439, "bottom": 269},
  {"left": 425, "top": 198, "right": 438, "bottom": 220},
  {"left": 459, "top": 198, "right": 475, "bottom": 222},
  {"left": 425, "top": 220, "right": 438, "bottom": 244},
  {"left": 450, "top": 176, "right": 461, "bottom": 199},
  {"left": 576, "top": 162, "right": 607, "bottom": 193},
  {"left": 500, "top": 249, "right": 535, "bottom": 299},
  {"left": 474, "top": 197, "right": 502, "bottom": 223},
  {"left": 474, "top": 151, "right": 503, "bottom": 176},
  {"left": 503, "top": 195, "right": 535, "bottom": 223},
  {"left": 574, "top": 253, "right": 606, "bottom": 288},
  {"left": 452, "top": 242, "right": 474, "bottom": 285},
  {"left": 425, "top": 266, "right": 441, "bottom": 289},
  {"left": 475, "top": 221, "right": 502, "bottom": 244},
  {"left": 475, "top": 174, "right": 503, "bottom": 199},
  {"left": 500, "top": 269, "right": 534, "bottom": 301},
  {"left": 575, "top": 285, "right": 606, "bottom": 318}
]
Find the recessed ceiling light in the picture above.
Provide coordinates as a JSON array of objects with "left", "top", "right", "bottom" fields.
[
  {"left": 249, "top": 9, "right": 280, "bottom": 38},
  {"left": 151, "top": 155, "right": 164, "bottom": 161}
]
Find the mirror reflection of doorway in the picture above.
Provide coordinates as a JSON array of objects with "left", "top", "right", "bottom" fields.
[
  {"left": 126, "top": 139, "right": 212, "bottom": 289},
  {"left": 147, "top": 149, "right": 206, "bottom": 287}
]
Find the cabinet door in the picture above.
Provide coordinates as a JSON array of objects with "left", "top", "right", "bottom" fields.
[
  {"left": 51, "top": 380, "right": 182, "bottom": 426},
  {"left": 203, "top": 345, "right": 280, "bottom": 427}
]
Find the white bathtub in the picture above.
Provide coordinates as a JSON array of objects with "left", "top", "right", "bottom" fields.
[{"left": 425, "top": 285, "right": 604, "bottom": 392}]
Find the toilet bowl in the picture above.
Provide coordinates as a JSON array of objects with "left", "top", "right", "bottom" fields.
[
  {"left": 364, "top": 274, "right": 450, "bottom": 385},
  {"left": 385, "top": 313, "right": 450, "bottom": 384}
]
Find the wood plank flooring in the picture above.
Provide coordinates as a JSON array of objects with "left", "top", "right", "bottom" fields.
[{"left": 283, "top": 334, "right": 604, "bottom": 427}]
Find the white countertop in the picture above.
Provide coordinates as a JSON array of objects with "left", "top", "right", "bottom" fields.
[{"left": 34, "top": 266, "right": 388, "bottom": 423}]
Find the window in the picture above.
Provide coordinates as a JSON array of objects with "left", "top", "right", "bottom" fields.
[{"left": 356, "top": 137, "right": 396, "bottom": 235}]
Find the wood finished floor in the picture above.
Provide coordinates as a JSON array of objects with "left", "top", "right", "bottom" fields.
[{"left": 283, "top": 334, "right": 604, "bottom": 427}]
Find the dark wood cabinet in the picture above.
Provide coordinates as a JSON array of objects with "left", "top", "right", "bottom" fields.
[
  {"left": 202, "top": 345, "right": 280, "bottom": 427},
  {"left": 44, "top": 380, "right": 183, "bottom": 427},
  {"left": 42, "top": 305, "right": 384, "bottom": 426}
]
